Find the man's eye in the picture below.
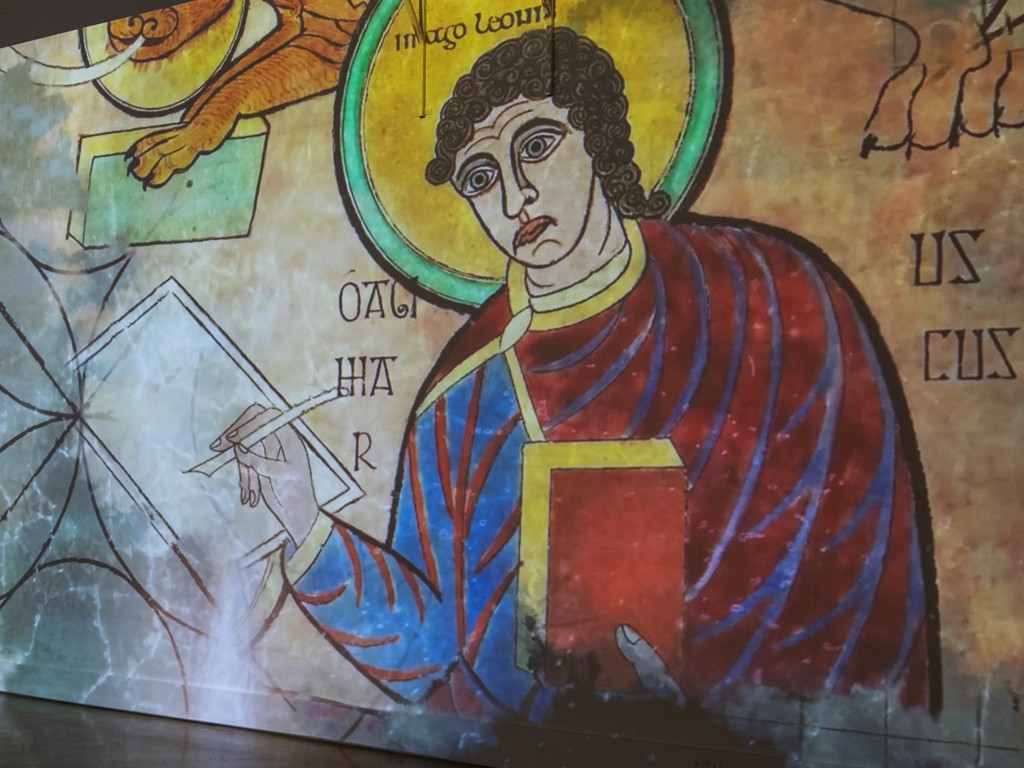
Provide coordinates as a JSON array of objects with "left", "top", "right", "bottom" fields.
[
  {"left": 518, "top": 130, "right": 563, "bottom": 162},
  {"left": 458, "top": 165, "right": 498, "bottom": 197}
]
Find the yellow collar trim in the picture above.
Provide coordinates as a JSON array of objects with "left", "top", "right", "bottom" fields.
[
  {"left": 507, "top": 219, "right": 647, "bottom": 332},
  {"left": 524, "top": 239, "right": 630, "bottom": 313}
]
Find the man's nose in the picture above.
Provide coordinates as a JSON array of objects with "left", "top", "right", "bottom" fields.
[{"left": 502, "top": 176, "right": 538, "bottom": 220}]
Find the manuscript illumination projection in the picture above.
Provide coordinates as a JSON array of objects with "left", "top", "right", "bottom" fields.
[{"left": 1, "top": 0, "right": 1022, "bottom": 765}]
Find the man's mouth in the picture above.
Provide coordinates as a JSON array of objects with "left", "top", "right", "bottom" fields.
[{"left": 514, "top": 216, "right": 556, "bottom": 250}]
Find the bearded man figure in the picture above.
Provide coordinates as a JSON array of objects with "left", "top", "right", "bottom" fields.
[{"left": 226, "top": 26, "right": 941, "bottom": 721}]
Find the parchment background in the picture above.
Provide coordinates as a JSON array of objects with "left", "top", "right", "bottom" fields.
[{"left": 0, "top": 0, "right": 1022, "bottom": 764}]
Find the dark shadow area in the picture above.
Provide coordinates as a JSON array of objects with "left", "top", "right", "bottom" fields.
[
  {"left": 0, "top": 0, "right": 171, "bottom": 48},
  {"left": 476, "top": 686, "right": 788, "bottom": 768},
  {"left": 0, "top": 692, "right": 459, "bottom": 768}
]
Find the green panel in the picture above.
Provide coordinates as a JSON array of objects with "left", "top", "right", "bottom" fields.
[{"left": 79, "top": 134, "right": 266, "bottom": 248}]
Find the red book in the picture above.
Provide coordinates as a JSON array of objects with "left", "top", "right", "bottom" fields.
[{"left": 516, "top": 439, "right": 687, "bottom": 692}]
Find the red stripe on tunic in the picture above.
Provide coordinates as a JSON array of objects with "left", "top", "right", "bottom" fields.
[
  {"left": 325, "top": 627, "right": 400, "bottom": 648},
  {"left": 336, "top": 525, "right": 362, "bottom": 608},
  {"left": 397, "top": 561, "right": 426, "bottom": 622},
  {"left": 465, "top": 414, "right": 521, "bottom": 529},
  {"left": 367, "top": 544, "right": 396, "bottom": 610},
  {"left": 360, "top": 662, "right": 443, "bottom": 683},
  {"left": 295, "top": 581, "right": 348, "bottom": 606},
  {"left": 453, "top": 368, "right": 485, "bottom": 651},
  {"left": 455, "top": 369, "right": 484, "bottom": 513},
  {"left": 434, "top": 395, "right": 457, "bottom": 521},
  {"left": 407, "top": 436, "right": 440, "bottom": 591},
  {"left": 474, "top": 502, "right": 521, "bottom": 576},
  {"left": 465, "top": 564, "right": 520, "bottom": 664}
]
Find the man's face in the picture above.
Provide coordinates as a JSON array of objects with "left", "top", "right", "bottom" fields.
[{"left": 451, "top": 97, "right": 598, "bottom": 269}]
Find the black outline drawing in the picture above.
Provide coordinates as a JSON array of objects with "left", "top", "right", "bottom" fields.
[
  {"left": 1, "top": 216, "right": 363, "bottom": 716},
  {"left": 823, "top": 0, "right": 1024, "bottom": 156}
]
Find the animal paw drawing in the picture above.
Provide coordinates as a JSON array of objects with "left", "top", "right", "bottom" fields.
[
  {"left": 126, "top": 116, "right": 232, "bottom": 187},
  {"left": 107, "top": 0, "right": 363, "bottom": 188},
  {"left": 827, "top": 0, "right": 1024, "bottom": 156}
]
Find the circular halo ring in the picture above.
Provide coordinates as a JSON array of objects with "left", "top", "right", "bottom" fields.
[
  {"left": 80, "top": 0, "right": 246, "bottom": 116},
  {"left": 338, "top": 0, "right": 725, "bottom": 311}
]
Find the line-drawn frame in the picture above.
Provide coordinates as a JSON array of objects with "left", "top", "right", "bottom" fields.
[{"left": 69, "top": 276, "right": 363, "bottom": 517}]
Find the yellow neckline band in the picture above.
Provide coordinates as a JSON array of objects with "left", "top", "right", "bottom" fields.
[{"left": 507, "top": 219, "right": 647, "bottom": 331}]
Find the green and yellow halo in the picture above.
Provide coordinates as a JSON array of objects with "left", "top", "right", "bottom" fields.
[{"left": 338, "top": 0, "right": 725, "bottom": 310}]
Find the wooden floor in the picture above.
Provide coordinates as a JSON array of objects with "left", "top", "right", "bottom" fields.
[{"left": 0, "top": 693, "right": 464, "bottom": 768}]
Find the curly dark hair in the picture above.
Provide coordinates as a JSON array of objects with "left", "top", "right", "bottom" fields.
[{"left": 425, "top": 26, "right": 670, "bottom": 219}]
